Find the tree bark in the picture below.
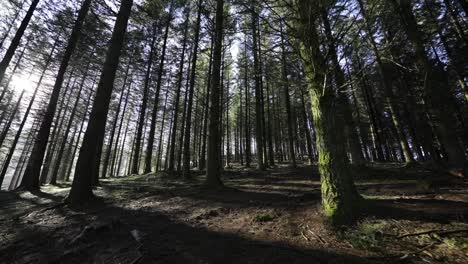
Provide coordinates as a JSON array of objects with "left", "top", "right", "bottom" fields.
[
  {"left": 131, "top": 24, "right": 158, "bottom": 175},
  {"left": 156, "top": 86, "right": 170, "bottom": 171},
  {"left": 182, "top": 1, "right": 203, "bottom": 178},
  {"left": 296, "top": 0, "right": 360, "bottom": 224},
  {"left": 50, "top": 64, "right": 90, "bottom": 184},
  {"left": 145, "top": 1, "right": 174, "bottom": 173},
  {"left": 320, "top": 3, "right": 365, "bottom": 165},
  {"left": 65, "top": 76, "right": 97, "bottom": 182},
  {"left": 102, "top": 59, "right": 132, "bottom": 178},
  {"left": 110, "top": 79, "right": 131, "bottom": 177},
  {"left": 168, "top": 5, "right": 191, "bottom": 172},
  {"left": 68, "top": 0, "right": 133, "bottom": 205},
  {"left": 280, "top": 23, "right": 296, "bottom": 167},
  {"left": 205, "top": 0, "right": 225, "bottom": 188},
  {"left": 251, "top": 2, "right": 265, "bottom": 170}
]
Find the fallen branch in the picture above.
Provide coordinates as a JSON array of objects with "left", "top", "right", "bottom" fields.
[
  {"left": 305, "top": 225, "right": 327, "bottom": 245},
  {"left": 398, "top": 229, "right": 468, "bottom": 238},
  {"left": 307, "top": 229, "right": 326, "bottom": 244},
  {"left": 39, "top": 202, "right": 66, "bottom": 213},
  {"left": 400, "top": 243, "right": 436, "bottom": 260},
  {"left": 129, "top": 253, "right": 143, "bottom": 264}
]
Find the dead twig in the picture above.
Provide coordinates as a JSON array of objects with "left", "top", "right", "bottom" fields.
[
  {"left": 129, "top": 253, "right": 143, "bottom": 264},
  {"left": 301, "top": 231, "right": 310, "bottom": 241},
  {"left": 305, "top": 225, "right": 327, "bottom": 245},
  {"left": 307, "top": 229, "right": 327, "bottom": 244},
  {"left": 398, "top": 229, "right": 468, "bottom": 239},
  {"left": 39, "top": 202, "right": 66, "bottom": 213},
  {"left": 400, "top": 243, "right": 436, "bottom": 260}
]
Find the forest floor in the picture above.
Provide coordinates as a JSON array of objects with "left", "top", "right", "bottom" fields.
[{"left": 0, "top": 163, "right": 467, "bottom": 264}]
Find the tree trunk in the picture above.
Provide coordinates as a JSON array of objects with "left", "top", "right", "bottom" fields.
[
  {"left": 116, "top": 113, "right": 132, "bottom": 176},
  {"left": 65, "top": 77, "right": 96, "bottom": 182},
  {"left": 8, "top": 118, "right": 39, "bottom": 190},
  {"left": 320, "top": 3, "right": 365, "bottom": 165},
  {"left": 0, "top": 2, "right": 23, "bottom": 50},
  {"left": 296, "top": 0, "right": 360, "bottom": 224},
  {"left": 40, "top": 79, "right": 75, "bottom": 184},
  {"left": 176, "top": 57, "right": 191, "bottom": 172},
  {"left": 67, "top": 0, "right": 133, "bottom": 205},
  {"left": 390, "top": 0, "right": 466, "bottom": 171},
  {"left": 0, "top": 0, "right": 39, "bottom": 84},
  {"left": 243, "top": 40, "right": 251, "bottom": 168},
  {"left": 280, "top": 23, "right": 296, "bottom": 167},
  {"left": 300, "top": 88, "right": 315, "bottom": 164},
  {"left": 0, "top": 90, "right": 24, "bottom": 185},
  {"left": 168, "top": 5, "right": 191, "bottom": 172},
  {"left": 102, "top": 59, "right": 132, "bottom": 178},
  {"left": 251, "top": 3, "right": 265, "bottom": 170},
  {"left": 110, "top": 80, "right": 131, "bottom": 177},
  {"left": 199, "top": 38, "right": 213, "bottom": 171},
  {"left": 356, "top": 0, "right": 413, "bottom": 164},
  {"left": 132, "top": 24, "right": 158, "bottom": 175},
  {"left": 49, "top": 65, "right": 90, "bottom": 184},
  {"left": 205, "top": 0, "right": 225, "bottom": 188},
  {"left": 145, "top": 1, "right": 174, "bottom": 173},
  {"left": 20, "top": 0, "right": 92, "bottom": 190},
  {"left": 182, "top": 1, "right": 203, "bottom": 178},
  {"left": 156, "top": 87, "right": 170, "bottom": 171},
  {"left": 0, "top": 90, "right": 24, "bottom": 148}
]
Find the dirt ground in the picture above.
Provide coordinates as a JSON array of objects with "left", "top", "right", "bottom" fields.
[{"left": 0, "top": 164, "right": 467, "bottom": 264}]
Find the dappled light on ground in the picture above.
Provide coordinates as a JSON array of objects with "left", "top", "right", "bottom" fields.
[{"left": 1, "top": 165, "right": 466, "bottom": 263}]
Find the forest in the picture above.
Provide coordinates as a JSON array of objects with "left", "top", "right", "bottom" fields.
[{"left": 0, "top": 0, "right": 467, "bottom": 263}]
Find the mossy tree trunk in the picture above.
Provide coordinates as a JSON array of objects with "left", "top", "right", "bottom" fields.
[{"left": 296, "top": 0, "right": 361, "bottom": 224}]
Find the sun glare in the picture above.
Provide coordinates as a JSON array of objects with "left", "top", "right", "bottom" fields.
[{"left": 11, "top": 74, "right": 36, "bottom": 94}]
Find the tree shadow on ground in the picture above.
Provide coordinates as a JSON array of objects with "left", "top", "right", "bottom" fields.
[
  {"left": 0, "top": 190, "right": 65, "bottom": 221},
  {"left": 363, "top": 198, "right": 468, "bottom": 224},
  {"left": 0, "top": 202, "right": 380, "bottom": 264}
]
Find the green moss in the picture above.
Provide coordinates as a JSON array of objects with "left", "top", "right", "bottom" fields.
[
  {"left": 440, "top": 237, "right": 468, "bottom": 251},
  {"left": 254, "top": 213, "right": 275, "bottom": 222},
  {"left": 342, "top": 220, "right": 389, "bottom": 250}
]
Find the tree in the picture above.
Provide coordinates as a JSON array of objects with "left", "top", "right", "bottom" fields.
[
  {"left": 182, "top": 0, "right": 203, "bottom": 178},
  {"left": 68, "top": 0, "right": 133, "bottom": 205},
  {"left": 205, "top": 0, "right": 225, "bottom": 188},
  {"left": 20, "top": 0, "right": 93, "bottom": 190},
  {"left": 0, "top": 0, "right": 39, "bottom": 84},
  {"left": 145, "top": 0, "right": 174, "bottom": 173},
  {"left": 295, "top": 0, "right": 361, "bottom": 224},
  {"left": 280, "top": 22, "right": 296, "bottom": 168},
  {"left": 131, "top": 22, "right": 158, "bottom": 175},
  {"left": 167, "top": 2, "right": 191, "bottom": 172},
  {"left": 390, "top": 0, "right": 465, "bottom": 172},
  {"left": 251, "top": 0, "right": 265, "bottom": 170}
]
